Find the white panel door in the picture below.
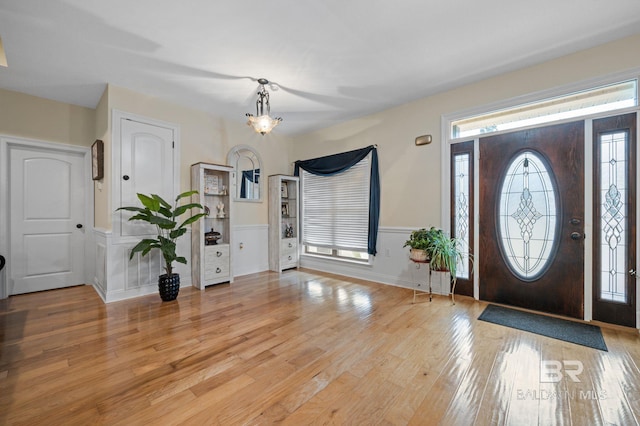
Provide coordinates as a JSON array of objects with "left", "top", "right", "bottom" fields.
[
  {"left": 118, "top": 119, "right": 174, "bottom": 238},
  {"left": 9, "top": 147, "right": 85, "bottom": 294}
]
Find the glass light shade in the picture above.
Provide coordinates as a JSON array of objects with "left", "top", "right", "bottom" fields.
[{"left": 247, "top": 114, "right": 282, "bottom": 135}]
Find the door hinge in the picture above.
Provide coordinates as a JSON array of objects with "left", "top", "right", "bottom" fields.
[{"left": 172, "top": 141, "right": 175, "bottom": 148}]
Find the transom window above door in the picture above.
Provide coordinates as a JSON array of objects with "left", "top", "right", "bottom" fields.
[{"left": 451, "top": 79, "right": 637, "bottom": 139}]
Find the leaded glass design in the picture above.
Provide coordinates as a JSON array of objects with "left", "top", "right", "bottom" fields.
[
  {"left": 453, "top": 153, "right": 470, "bottom": 279},
  {"left": 498, "top": 151, "right": 558, "bottom": 280},
  {"left": 598, "top": 131, "right": 628, "bottom": 303}
]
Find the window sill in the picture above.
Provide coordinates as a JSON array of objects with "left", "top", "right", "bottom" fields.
[{"left": 301, "top": 252, "right": 373, "bottom": 267}]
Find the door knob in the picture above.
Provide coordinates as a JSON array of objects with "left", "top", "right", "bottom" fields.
[
  {"left": 570, "top": 232, "right": 583, "bottom": 240},
  {"left": 570, "top": 218, "right": 581, "bottom": 225}
]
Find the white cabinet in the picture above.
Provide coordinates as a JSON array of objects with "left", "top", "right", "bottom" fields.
[
  {"left": 191, "top": 163, "right": 233, "bottom": 289},
  {"left": 269, "top": 175, "right": 300, "bottom": 272}
]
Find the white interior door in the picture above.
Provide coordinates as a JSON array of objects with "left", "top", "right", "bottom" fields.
[
  {"left": 118, "top": 118, "right": 174, "bottom": 238},
  {"left": 9, "top": 146, "right": 86, "bottom": 294}
]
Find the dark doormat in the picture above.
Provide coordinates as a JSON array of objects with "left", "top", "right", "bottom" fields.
[{"left": 478, "top": 304, "right": 608, "bottom": 351}]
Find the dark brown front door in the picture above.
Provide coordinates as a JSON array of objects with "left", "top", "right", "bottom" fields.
[{"left": 479, "top": 121, "right": 585, "bottom": 319}]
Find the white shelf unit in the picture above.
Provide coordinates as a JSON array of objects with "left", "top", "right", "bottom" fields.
[
  {"left": 269, "top": 175, "right": 300, "bottom": 272},
  {"left": 191, "top": 162, "right": 234, "bottom": 289}
]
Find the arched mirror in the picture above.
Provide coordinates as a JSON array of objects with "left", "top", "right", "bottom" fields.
[{"left": 227, "top": 145, "right": 262, "bottom": 202}]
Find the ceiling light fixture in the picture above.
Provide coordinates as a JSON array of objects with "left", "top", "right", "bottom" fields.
[{"left": 246, "top": 78, "right": 282, "bottom": 135}]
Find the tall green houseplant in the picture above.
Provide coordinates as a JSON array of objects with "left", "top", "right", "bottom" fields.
[
  {"left": 427, "top": 232, "right": 471, "bottom": 304},
  {"left": 117, "top": 190, "right": 206, "bottom": 301}
]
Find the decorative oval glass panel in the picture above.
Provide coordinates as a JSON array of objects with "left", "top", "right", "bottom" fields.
[{"left": 497, "top": 150, "right": 558, "bottom": 281}]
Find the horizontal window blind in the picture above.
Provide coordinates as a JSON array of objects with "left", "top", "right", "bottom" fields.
[{"left": 302, "top": 154, "right": 371, "bottom": 251}]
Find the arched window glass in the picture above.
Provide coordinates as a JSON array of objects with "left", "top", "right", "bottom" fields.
[{"left": 227, "top": 145, "right": 262, "bottom": 202}]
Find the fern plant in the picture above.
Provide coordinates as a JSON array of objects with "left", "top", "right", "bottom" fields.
[{"left": 427, "top": 231, "right": 473, "bottom": 303}]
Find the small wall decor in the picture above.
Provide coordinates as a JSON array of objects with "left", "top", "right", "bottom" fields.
[
  {"left": 92, "top": 139, "right": 104, "bottom": 180},
  {"left": 415, "top": 135, "right": 432, "bottom": 146}
]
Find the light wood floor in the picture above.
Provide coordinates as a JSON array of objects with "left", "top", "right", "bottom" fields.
[{"left": 1, "top": 269, "right": 640, "bottom": 425}]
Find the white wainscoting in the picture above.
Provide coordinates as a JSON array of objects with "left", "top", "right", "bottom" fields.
[
  {"left": 232, "top": 224, "right": 269, "bottom": 277},
  {"left": 92, "top": 228, "right": 193, "bottom": 303},
  {"left": 299, "top": 226, "right": 451, "bottom": 296},
  {"left": 92, "top": 225, "right": 269, "bottom": 303},
  {"left": 91, "top": 225, "right": 449, "bottom": 303}
]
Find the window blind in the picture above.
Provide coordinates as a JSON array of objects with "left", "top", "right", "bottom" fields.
[{"left": 301, "top": 154, "right": 371, "bottom": 251}]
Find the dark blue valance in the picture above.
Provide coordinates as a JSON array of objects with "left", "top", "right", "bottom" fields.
[
  {"left": 294, "top": 145, "right": 379, "bottom": 256},
  {"left": 240, "top": 169, "right": 260, "bottom": 198}
]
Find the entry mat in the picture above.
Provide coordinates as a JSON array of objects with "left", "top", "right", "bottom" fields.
[{"left": 478, "top": 304, "right": 608, "bottom": 351}]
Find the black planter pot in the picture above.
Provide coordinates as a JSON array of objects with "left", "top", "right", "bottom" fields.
[{"left": 158, "top": 273, "right": 180, "bottom": 301}]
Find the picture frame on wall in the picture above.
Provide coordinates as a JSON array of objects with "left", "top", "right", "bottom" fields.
[{"left": 92, "top": 139, "right": 104, "bottom": 180}]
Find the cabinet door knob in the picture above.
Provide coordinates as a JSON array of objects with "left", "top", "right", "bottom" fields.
[
  {"left": 288, "top": 243, "right": 292, "bottom": 248},
  {"left": 76, "top": 224, "right": 83, "bottom": 229},
  {"left": 216, "top": 267, "right": 221, "bottom": 273},
  {"left": 123, "top": 175, "right": 130, "bottom": 181},
  {"left": 288, "top": 255, "right": 292, "bottom": 260},
  {"left": 216, "top": 251, "right": 222, "bottom": 257}
]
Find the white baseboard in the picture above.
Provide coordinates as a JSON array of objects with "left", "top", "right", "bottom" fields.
[{"left": 300, "top": 227, "right": 451, "bottom": 296}]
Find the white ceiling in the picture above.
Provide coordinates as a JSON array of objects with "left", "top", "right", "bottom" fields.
[{"left": 1, "top": 0, "right": 640, "bottom": 136}]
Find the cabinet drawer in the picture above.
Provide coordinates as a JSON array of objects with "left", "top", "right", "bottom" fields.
[
  {"left": 280, "top": 252, "right": 298, "bottom": 266},
  {"left": 204, "top": 245, "right": 229, "bottom": 263},
  {"left": 204, "top": 262, "right": 229, "bottom": 280},
  {"left": 280, "top": 239, "right": 297, "bottom": 254},
  {"left": 204, "top": 245, "right": 230, "bottom": 280}
]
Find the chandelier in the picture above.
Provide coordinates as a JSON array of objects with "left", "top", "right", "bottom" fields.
[{"left": 246, "top": 78, "right": 282, "bottom": 135}]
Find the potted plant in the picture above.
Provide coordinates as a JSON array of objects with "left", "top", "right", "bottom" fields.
[
  {"left": 427, "top": 231, "right": 472, "bottom": 304},
  {"left": 117, "top": 191, "right": 206, "bottom": 301},
  {"left": 403, "top": 227, "right": 441, "bottom": 261}
]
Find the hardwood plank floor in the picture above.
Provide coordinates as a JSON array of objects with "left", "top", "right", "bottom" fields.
[{"left": 1, "top": 269, "right": 639, "bottom": 425}]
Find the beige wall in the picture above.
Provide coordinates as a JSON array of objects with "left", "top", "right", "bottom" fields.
[
  {"left": 3, "top": 32, "right": 639, "bottom": 232},
  {"left": 291, "top": 33, "right": 640, "bottom": 229},
  {"left": 0, "top": 88, "right": 95, "bottom": 146},
  {"left": 102, "top": 85, "right": 293, "bottom": 229}
]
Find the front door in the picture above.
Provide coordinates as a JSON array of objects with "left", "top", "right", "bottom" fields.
[
  {"left": 9, "top": 144, "right": 86, "bottom": 294},
  {"left": 479, "top": 121, "right": 585, "bottom": 319}
]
